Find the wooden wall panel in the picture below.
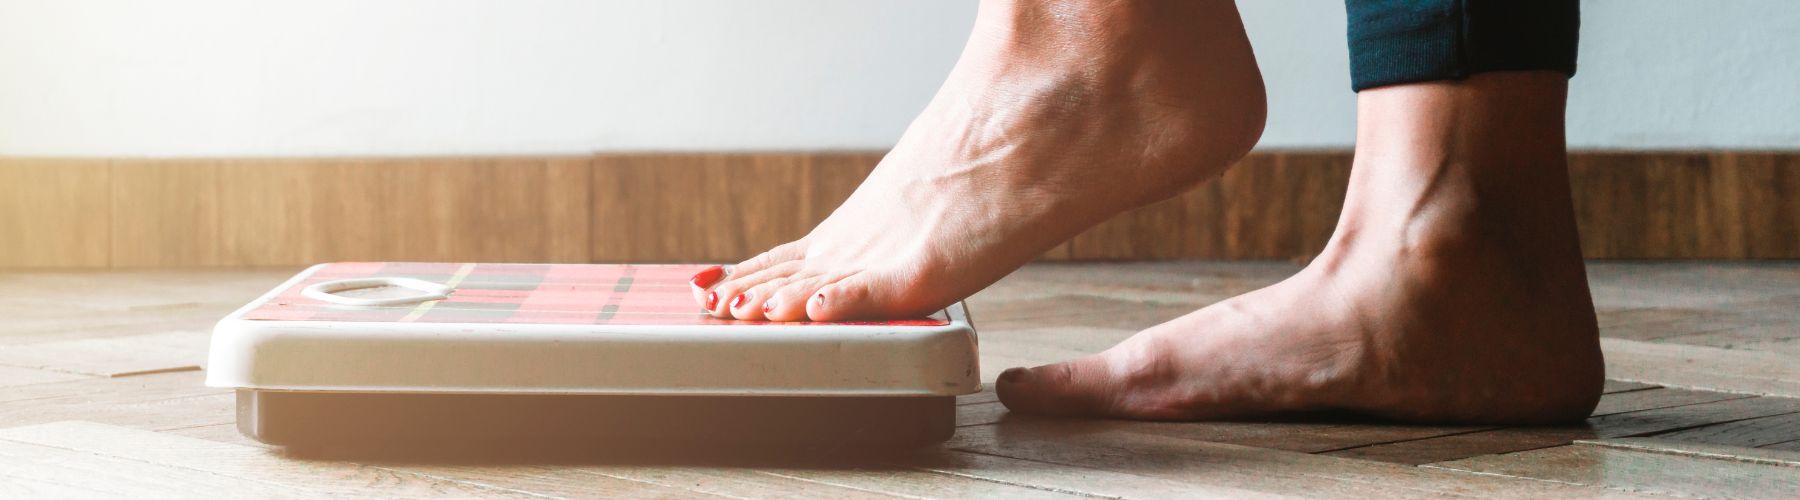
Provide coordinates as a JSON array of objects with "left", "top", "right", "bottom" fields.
[
  {"left": 1067, "top": 153, "right": 1352, "bottom": 260},
  {"left": 1566, "top": 152, "right": 1799, "bottom": 259},
  {"left": 109, "top": 160, "right": 220, "bottom": 267},
  {"left": 213, "top": 159, "right": 313, "bottom": 267},
  {"left": 215, "top": 157, "right": 590, "bottom": 266},
  {"left": 537, "top": 158, "right": 595, "bottom": 262},
  {"left": 1740, "top": 153, "right": 1800, "bottom": 258},
  {"left": 0, "top": 159, "right": 111, "bottom": 267},
  {"left": 591, "top": 153, "right": 877, "bottom": 262},
  {"left": 1, "top": 151, "right": 1795, "bottom": 268}
]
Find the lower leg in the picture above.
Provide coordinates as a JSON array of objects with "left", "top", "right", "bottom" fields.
[{"left": 997, "top": 71, "right": 1604, "bottom": 424}]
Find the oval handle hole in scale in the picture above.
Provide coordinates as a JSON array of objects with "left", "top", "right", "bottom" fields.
[{"left": 302, "top": 277, "right": 453, "bottom": 306}]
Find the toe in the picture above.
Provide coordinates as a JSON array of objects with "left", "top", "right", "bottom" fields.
[
  {"left": 994, "top": 353, "right": 1124, "bottom": 418},
  {"left": 806, "top": 269, "right": 930, "bottom": 321},
  {"left": 707, "top": 261, "right": 801, "bottom": 318},
  {"left": 727, "top": 241, "right": 805, "bottom": 284},
  {"left": 727, "top": 273, "right": 807, "bottom": 320},
  {"left": 688, "top": 265, "right": 727, "bottom": 311},
  {"left": 762, "top": 270, "right": 851, "bottom": 322},
  {"left": 1000, "top": 327, "right": 1309, "bottom": 421}
]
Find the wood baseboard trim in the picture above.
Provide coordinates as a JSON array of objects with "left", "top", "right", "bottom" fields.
[{"left": 2, "top": 151, "right": 1794, "bottom": 268}]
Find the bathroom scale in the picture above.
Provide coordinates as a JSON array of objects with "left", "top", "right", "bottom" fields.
[{"left": 205, "top": 262, "right": 980, "bottom": 452}]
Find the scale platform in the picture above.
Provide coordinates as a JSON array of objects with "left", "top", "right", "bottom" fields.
[{"left": 205, "top": 262, "right": 981, "bottom": 452}]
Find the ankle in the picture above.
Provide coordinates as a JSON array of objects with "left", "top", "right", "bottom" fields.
[
  {"left": 973, "top": 0, "right": 1243, "bottom": 51},
  {"left": 1352, "top": 72, "right": 1569, "bottom": 169},
  {"left": 969, "top": 0, "right": 1261, "bottom": 94},
  {"left": 951, "top": 0, "right": 1267, "bottom": 195},
  {"left": 1324, "top": 72, "right": 1584, "bottom": 264},
  {"left": 1322, "top": 162, "right": 1578, "bottom": 277}
]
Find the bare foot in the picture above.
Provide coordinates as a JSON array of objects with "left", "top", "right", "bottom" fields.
[
  {"left": 689, "top": 0, "right": 1266, "bottom": 321},
  {"left": 996, "top": 72, "right": 1605, "bottom": 424}
]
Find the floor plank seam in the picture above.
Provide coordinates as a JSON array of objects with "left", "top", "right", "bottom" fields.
[
  {"left": 0, "top": 434, "right": 331, "bottom": 495},
  {"left": 951, "top": 442, "right": 1475, "bottom": 499},
  {"left": 3, "top": 421, "right": 558, "bottom": 499},
  {"left": 152, "top": 422, "right": 234, "bottom": 433},
  {"left": 936, "top": 448, "right": 1146, "bottom": 499},
  {"left": 1609, "top": 378, "right": 1795, "bottom": 398},
  {"left": 1763, "top": 436, "right": 1800, "bottom": 449},
  {"left": 1319, "top": 393, "right": 1769, "bottom": 458},
  {"left": 101, "top": 366, "right": 204, "bottom": 378},
  {"left": 566, "top": 468, "right": 751, "bottom": 499},
  {"left": 1, "top": 389, "right": 231, "bottom": 413},
  {"left": 0, "top": 362, "right": 200, "bottom": 379},
  {"left": 1606, "top": 384, "right": 1666, "bottom": 395},
  {"left": 1284, "top": 466, "right": 1508, "bottom": 498},
  {"left": 1417, "top": 462, "right": 1693, "bottom": 499},
  {"left": 914, "top": 467, "right": 1123, "bottom": 496},
  {"left": 0, "top": 470, "right": 117, "bottom": 496},
  {"left": 1310, "top": 424, "right": 1504, "bottom": 455},
  {"left": 0, "top": 377, "right": 102, "bottom": 393},
  {"left": 365, "top": 465, "right": 566, "bottom": 499},
  {"left": 148, "top": 420, "right": 236, "bottom": 433},
  {"left": 752, "top": 470, "right": 927, "bottom": 499},
  {"left": 1573, "top": 439, "right": 1800, "bottom": 468},
  {"left": 1303, "top": 426, "right": 1505, "bottom": 455},
  {"left": 1634, "top": 409, "right": 1800, "bottom": 441}
]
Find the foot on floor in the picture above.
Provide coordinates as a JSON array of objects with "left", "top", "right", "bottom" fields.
[
  {"left": 689, "top": 0, "right": 1266, "bottom": 321},
  {"left": 997, "top": 72, "right": 1606, "bottom": 424}
]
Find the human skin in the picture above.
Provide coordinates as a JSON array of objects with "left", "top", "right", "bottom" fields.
[
  {"left": 996, "top": 71, "right": 1604, "bottom": 423},
  {"left": 690, "top": 0, "right": 1603, "bottom": 423},
  {"left": 689, "top": 0, "right": 1265, "bottom": 321}
]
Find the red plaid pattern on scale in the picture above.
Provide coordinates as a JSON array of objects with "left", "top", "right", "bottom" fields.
[{"left": 243, "top": 262, "right": 950, "bottom": 327}]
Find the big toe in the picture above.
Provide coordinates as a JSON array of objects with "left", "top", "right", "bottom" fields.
[{"left": 994, "top": 354, "right": 1124, "bottom": 418}]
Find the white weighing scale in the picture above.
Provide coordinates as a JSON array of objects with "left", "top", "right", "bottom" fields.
[{"left": 205, "top": 262, "right": 980, "bottom": 452}]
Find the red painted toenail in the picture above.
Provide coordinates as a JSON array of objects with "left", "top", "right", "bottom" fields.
[
  {"left": 731, "top": 294, "right": 747, "bottom": 309},
  {"left": 705, "top": 291, "right": 718, "bottom": 310},
  {"left": 762, "top": 300, "right": 776, "bottom": 314},
  {"left": 690, "top": 266, "right": 724, "bottom": 288},
  {"left": 812, "top": 293, "right": 825, "bottom": 308}
]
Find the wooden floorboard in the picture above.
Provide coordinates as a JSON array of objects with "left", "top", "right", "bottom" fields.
[
  {"left": 1579, "top": 437, "right": 1800, "bottom": 467},
  {"left": 913, "top": 451, "right": 1288, "bottom": 499},
  {"left": 0, "top": 370, "right": 215, "bottom": 405},
  {"left": 159, "top": 422, "right": 263, "bottom": 448},
  {"left": 0, "top": 390, "right": 234, "bottom": 433},
  {"left": 0, "top": 439, "right": 311, "bottom": 498},
  {"left": 1602, "top": 337, "right": 1800, "bottom": 397},
  {"left": 0, "top": 331, "right": 207, "bottom": 377},
  {"left": 0, "top": 366, "right": 88, "bottom": 389},
  {"left": 1649, "top": 411, "right": 1800, "bottom": 449},
  {"left": 2, "top": 261, "right": 1798, "bottom": 497},
  {"left": 0, "top": 422, "right": 550, "bottom": 498},
  {"left": 1429, "top": 443, "right": 1800, "bottom": 499},
  {"left": 947, "top": 423, "right": 1641, "bottom": 498},
  {"left": 1125, "top": 387, "right": 1746, "bottom": 461},
  {"left": 1588, "top": 387, "right": 1751, "bottom": 416},
  {"left": 1327, "top": 395, "right": 1800, "bottom": 466},
  {"left": 1763, "top": 440, "right": 1800, "bottom": 452},
  {"left": 382, "top": 464, "right": 732, "bottom": 498}
]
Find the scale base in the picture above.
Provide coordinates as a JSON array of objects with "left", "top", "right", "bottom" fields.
[{"left": 236, "top": 389, "right": 956, "bottom": 455}]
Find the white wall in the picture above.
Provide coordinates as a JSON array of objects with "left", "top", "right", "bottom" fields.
[{"left": 0, "top": 0, "right": 1795, "bottom": 156}]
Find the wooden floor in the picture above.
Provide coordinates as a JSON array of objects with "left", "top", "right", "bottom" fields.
[{"left": 3, "top": 261, "right": 1798, "bottom": 498}]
